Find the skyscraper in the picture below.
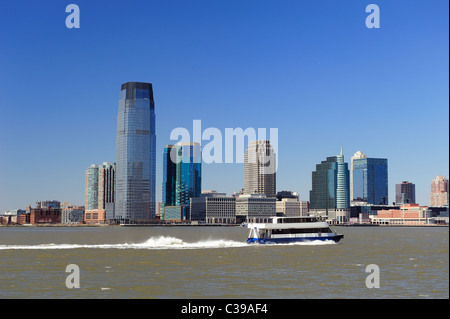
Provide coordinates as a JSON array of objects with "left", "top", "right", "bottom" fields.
[
  {"left": 244, "top": 140, "right": 276, "bottom": 197},
  {"left": 430, "top": 176, "right": 449, "bottom": 207},
  {"left": 351, "top": 151, "right": 388, "bottom": 205},
  {"left": 309, "top": 148, "right": 350, "bottom": 222},
  {"left": 84, "top": 162, "right": 115, "bottom": 224},
  {"left": 175, "top": 142, "right": 202, "bottom": 219},
  {"left": 162, "top": 145, "right": 177, "bottom": 207},
  {"left": 395, "top": 181, "right": 415, "bottom": 204},
  {"left": 115, "top": 82, "right": 156, "bottom": 223}
]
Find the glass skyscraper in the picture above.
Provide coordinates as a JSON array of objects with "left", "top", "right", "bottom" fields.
[
  {"left": 175, "top": 142, "right": 201, "bottom": 219},
  {"left": 309, "top": 148, "right": 350, "bottom": 213},
  {"left": 115, "top": 82, "right": 156, "bottom": 223},
  {"left": 351, "top": 151, "right": 388, "bottom": 205},
  {"left": 162, "top": 144, "right": 177, "bottom": 206}
]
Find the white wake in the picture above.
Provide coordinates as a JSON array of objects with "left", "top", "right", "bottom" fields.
[
  {"left": 0, "top": 236, "right": 336, "bottom": 250},
  {"left": 0, "top": 236, "right": 248, "bottom": 250}
]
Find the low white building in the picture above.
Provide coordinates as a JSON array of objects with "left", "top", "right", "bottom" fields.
[
  {"left": 236, "top": 194, "right": 276, "bottom": 223},
  {"left": 276, "top": 198, "right": 309, "bottom": 217},
  {"left": 190, "top": 192, "right": 236, "bottom": 224}
]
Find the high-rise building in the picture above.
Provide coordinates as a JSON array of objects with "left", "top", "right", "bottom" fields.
[
  {"left": 244, "top": 140, "right": 276, "bottom": 197},
  {"left": 175, "top": 142, "right": 202, "bottom": 220},
  {"left": 115, "top": 82, "right": 156, "bottom": 223},
  {"left": 84, "top": 162, "right": 115, "bottom": 224},
  {"left": 351, "top": 151, "right": 388, "bottom": 205},
  {"left": 162, "top": 145, "right": 177, "bottom": 206},
  {"left": 395, "top": 181, "right": 415, "bottom": 204},
  {"left": 430, "top": 176, "right": 449, "bottom": 207},
  {"left": 309, "top": 148, "right": 350, "bottom": 223}
]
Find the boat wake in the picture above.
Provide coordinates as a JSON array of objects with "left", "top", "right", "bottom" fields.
[{"left": 0, "top": 236, "right": 248, "bottom": 250}]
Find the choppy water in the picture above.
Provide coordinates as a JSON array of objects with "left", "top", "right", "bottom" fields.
[{"left": 0, "top": 226, "right": 448, "bottom": 299}]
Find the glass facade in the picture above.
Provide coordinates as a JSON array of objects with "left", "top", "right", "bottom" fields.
[
  {"left": 175, "top": 143, "right": 202, "bottom": 219},
  {"left": 352, "top": 158, "right": 388, "bottom": 205},
  {"left": 115, "top": 82, "right": 156, "bottom": 222},
  {"left": 162, "top": 145, "right": 177, "bottom": 206},
  {"left": 310, "top": 154, "right": 350, "bottom": 211}
]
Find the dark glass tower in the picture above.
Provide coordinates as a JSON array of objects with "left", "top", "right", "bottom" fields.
[
  {"left": 352, "top": 157, "right": 388, "bottom": 205},
  {"left": 175, "top": 142, "right": 202, "bottom": 219},
  {"left": 162, "top": 145, "right": 177, "bottom": 206},
  {"left": 115, "top": 82, "right": 156, "bottom": 223},
  {"left": 310, "top": 149, "right": 350, "bottom": 212}
]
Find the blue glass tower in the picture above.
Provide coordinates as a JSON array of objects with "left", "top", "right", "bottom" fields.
[
  {"left": 310, "top": 148, "right": 350, "bottom": 212},
  {"left": 162, "top": 145, "right": 177, "bottom": 206},
  {"left": 115, "top": 82, "right": 156, "bottom": 223},
  {"left": 352, "top": 154, "right": 388, "bottom": 205},
  {"left": 175, "top": 142, "right": 201, "bottom": 220}
]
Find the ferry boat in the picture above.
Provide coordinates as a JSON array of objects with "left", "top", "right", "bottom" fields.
[{"left": 246, "top": 216, "right": 344, "bottom": 244}]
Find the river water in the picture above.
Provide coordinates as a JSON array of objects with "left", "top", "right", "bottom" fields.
[{"left": 0, "top": 225, "right": 448, "bottom": 299}]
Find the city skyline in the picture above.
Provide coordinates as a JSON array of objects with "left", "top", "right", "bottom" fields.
[{"left": 0, "top": 1, "right": 448, "bottom": 212}]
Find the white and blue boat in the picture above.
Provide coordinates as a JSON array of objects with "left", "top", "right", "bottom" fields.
[{"left": 246, "top": 216, "right": 344, "bottom": 244}]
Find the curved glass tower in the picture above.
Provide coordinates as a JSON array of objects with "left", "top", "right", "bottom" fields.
[{"left": 115, "top": 82, "right": 156, "bottom": 223}]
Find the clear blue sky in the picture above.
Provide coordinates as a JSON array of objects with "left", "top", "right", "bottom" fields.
[{"left": 0, "top": 0, "right": 448, "bottom": 212}]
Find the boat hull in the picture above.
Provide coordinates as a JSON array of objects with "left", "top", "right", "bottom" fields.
[{"left": 246, "top": 234, "right": 344, "bottom": 244}]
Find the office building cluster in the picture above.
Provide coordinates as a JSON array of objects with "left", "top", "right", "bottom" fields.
[{"left": 2, "top": 82, "right": 448, "bottom": 226}]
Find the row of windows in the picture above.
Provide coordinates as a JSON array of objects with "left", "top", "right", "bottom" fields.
[
  {"left": 275, "top": 217, "right": 318, "bottom": 223},
  {"left": 272, "top": 228, "right": 332, "bottom": 234}
]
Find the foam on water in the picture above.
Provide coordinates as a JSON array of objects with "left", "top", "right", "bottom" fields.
[
  {"left": 0, "top": 236, "right": 336, "bottom": 250},
  {"left": 0, "top": 236, "right": 248, "bottom": 250}
]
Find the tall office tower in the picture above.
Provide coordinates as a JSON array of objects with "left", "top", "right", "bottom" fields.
[
  {"left": 430, "top": 176, "right": 449, "bottom": 206},
  {"left": 115, "top": 82, "right": 156, "bottom": 223},
  {"left": 162, "top": 145, "right": 177, "bottom": 206},
  {"left": 350, "top": 150, "right": 367, "bottom": 201},
  {"left": 175, "top": 142, "right": 202, "bottom": 219},
  {"left": 309, "top": 148, "right": 350, "bottom": 222},
  {"left": 351, "top": 151, "right": 388, "bottom": 205},
  {"left": 85, "top": 162, "right": 115, "bottom": 224},
  {"left": 244, "top": 140, "right": 276, "bottom": 197},
  {"left": 395, "top": 181, "right": 416, "bottom": 204}
]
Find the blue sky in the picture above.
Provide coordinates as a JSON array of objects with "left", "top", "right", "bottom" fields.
[{"left": 0, "top": 0, "right": 448, "bottom": 212}]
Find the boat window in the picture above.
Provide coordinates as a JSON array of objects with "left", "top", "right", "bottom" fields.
[
  {"left": 278, "top": 217, "right": 319, "bottom": 223},
  {"left": 272, "top": 228, "right": 332, "bottom": 234}
]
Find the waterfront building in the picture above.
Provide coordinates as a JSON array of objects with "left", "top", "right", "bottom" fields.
[
  {"left": 244, "top": 140, "right": 276, "bottom": 197},
  {"left": 350, "top": 151, "right": 388, "bottom": 205},
  {"left": 29, "top": 207, "right": 61, "bottom": 224},
  {"left": 395, "top": 181, "right": 416, "bottom": 204},
  {"left": 190, "top": 191, "right": 236, "bottom": 224},
  {"left": 84, "top": 162, "right": 115, "bottom": 224},
  {"left": 61, "top": 206, "right": 85, "bottom": 224},
  {"left": 430, "top": 176, "right": 449, "bottom": 207},
  {"left": 162, "top": 206, "right": 185, "bottom": 221},
  {"left": 115, "top": 82, "right": 156, "bottom": 223},
  {"left": 236, "top": 193, "right": 276, "bottom": 223},
  {"left": 175, "top": 142, "right": 202, "bottom": 220},
  {"left": 309, "top": 148, "right": 350, "bottom": 223},
  {"left": 162, "top": 145, "right": 177, "bottom": 207},
  {"left": 276, "top": 198, "right": 305, "bottom": 217},
  {"left": 372, "top": 203, "right": 431, "bottom": 225}
]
